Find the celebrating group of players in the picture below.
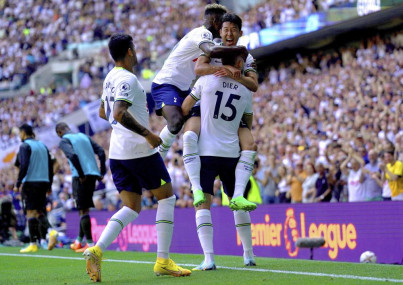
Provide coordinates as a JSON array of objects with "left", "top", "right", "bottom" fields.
[
  {"left": 83, "top": 3, "right": 258, "bottom": 282},
  {"left": 12, "top": 3, "right": 260, "bottom": 282}
]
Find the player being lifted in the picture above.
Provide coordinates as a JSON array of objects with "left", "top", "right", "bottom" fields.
[
  {"left": 83, "top": 34, "right": 191, "bottom": 282},
  {"left": 182, "top": 54, "right": 256, "bottom": 270},
  {"left": 151, "top": 4, "right": 248, "bottom": 159},
  {"left": 183, "top": 13, "right": 258, "bottom": 209}
]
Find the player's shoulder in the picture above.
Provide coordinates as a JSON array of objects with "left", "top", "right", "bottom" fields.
[{"left": 190, "top": 26, "right": 213, "bottom": 39}]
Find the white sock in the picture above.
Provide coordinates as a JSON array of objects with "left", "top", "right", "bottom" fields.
[
  {"left": 158, "top": 126, "right": 176, "bottom": 159},
  {"left": 234, "top": 210, "right": 254, "bottom": 260},
  {"left": 196, "top": 209, "right": 214, "bottom": 264},
  {"left": 183, "top": 131, "right": 202, "bottom": 191},
  {"left": 233, "top": 150, "right": 256, "bottom": 198},
  {"left": 156, "top": 195, "right": 176, "bottom": 259},
  {"left": 96, "top": 206, "right": 138, "bottom": 251}
]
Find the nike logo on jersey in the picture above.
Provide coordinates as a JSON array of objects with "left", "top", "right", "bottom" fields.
[{"left": 174, "top": 97, "right": 177, "bottom": 103}]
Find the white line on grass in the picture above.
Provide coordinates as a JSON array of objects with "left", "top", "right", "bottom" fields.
[{"left": 1, "top": 253, "right": 402, "bottom": 283}]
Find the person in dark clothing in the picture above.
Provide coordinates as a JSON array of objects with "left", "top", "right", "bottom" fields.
[
  {"left": 55, "top": 122, "right": 106, "bottom": 252},
  {"left": 14, "top": 124, "right": 54, "bottom": 253}
]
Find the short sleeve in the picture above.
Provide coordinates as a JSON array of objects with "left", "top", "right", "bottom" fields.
[
  {"left": 190, "top": 78, "right": 203, "bottom": 101},
  {"left": 396, "top": 161, "right": 403, "bottom": 176},
  {"left": 243, "top": 54, "right": 257, "bottom": 74},
  {"left": 194, "top": 28, "right": 214, "bottom": 48},
  {"left": 115, "top": 75, "right": 140, "bottom": 105},
  {"left": 244, "top": 90, "right": 253, "bottom": 115}
]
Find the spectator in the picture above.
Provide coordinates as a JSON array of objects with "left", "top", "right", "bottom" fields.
[
  {"left": 256, "top": 153, "right": 279, "bottom": 204},
  {"left": 302, "top": 162, "right": 319, "bottom": 203},
  {"left": 314, "top": 163, "right": 332, "bottom": 202},
  {"left": 276, "top": 165, "right": 291, "bottom": 203},
  {"left": 381, "top": 150, "right": 403, "bottom": 200},
  {"left": 290, "top": 161, "right": 307, "bottom": 203},
  {"left": 340, "top": 150, "right": 366, "bottom": 202},
  {"left": 362, "top": 150, "right": 383, "bottom": 201}
]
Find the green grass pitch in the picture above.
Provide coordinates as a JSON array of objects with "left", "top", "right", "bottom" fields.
[{"left": 0, "top": 247, "right": 401, "bottom": 284}]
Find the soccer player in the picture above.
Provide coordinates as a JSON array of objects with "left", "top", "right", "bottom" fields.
[
  {"left": 13, "top": 124, "right": 54, "bottom": 253},
  {"left": 83, "top": 34, "right": 191, "bottom": 282},
  {"left": 56, "top": 122, "right": 106, "bottom": 252},
  {"left": 183, "top": 13, "right": 258, "bottom": 209},
  {"left": 151, "top": 4, "right": 248, "bottom": 160},
  {"left": 182, "top": 54, "right": 256, "bottom": 270}
]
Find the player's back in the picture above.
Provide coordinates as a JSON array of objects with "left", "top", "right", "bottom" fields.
[
  {"left": 102, "top": 67, "right": 156, "bottom": 160},
  {"left": 153, "top": 26, "right": 213, "bottom": 91},
  {"left": 193, "top": 75, "right": 253, "bottom": 158}
]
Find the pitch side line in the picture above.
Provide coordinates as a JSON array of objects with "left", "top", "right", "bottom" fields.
[{"left": 0, "top": 253, "right": 402, "bottom": 283}]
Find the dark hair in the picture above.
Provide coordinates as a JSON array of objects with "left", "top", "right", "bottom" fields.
[
  {"left": 55, "top": 122, "right": 70, "bottom": 133},
  {"left": 204, "top": 3, "right": 227, "bottom": 16},
  {"left": 108, "top": 34, "right": 133, "bottom": 62},
  {"left": 221, "top": 13, "right": 242, "bottom": 30},
  {"left": 221, "top": 54, "right": 244, "bottom": 67},
  {"left": 19, "top": 124, "right": 34, "bottom": 136}
]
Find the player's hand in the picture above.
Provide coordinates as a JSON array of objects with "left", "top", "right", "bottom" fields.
[
  {"left": 97, "top": 175, "right": 104, "bottom": 182},
  {"left": 145, "top": 132, "right": 162, "bottom": 149},
  {"left": 214, "top": 66, "right": 232, "bottom": 78},
  {"left": 79, "top": 176, "right": 87, "bottom": 184},
  {"left": 224, "top": 65, "right": 241, "bottom": 79},
  {"left": 13, "top": 186, "right": 20, "bottom": 193}
]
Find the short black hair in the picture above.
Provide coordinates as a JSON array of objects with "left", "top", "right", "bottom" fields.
[
  {"left": 221, "top": 55, "right": 243, "bottom": 67},
  {"left": 108, "top": 34, "right": 133, "bottom": 62},
  {"left": 204, "top": 3, "right": 227, "bottom": 16},
  {"left": 55, "top": 122, "right": 70, "bottom": 133},
  {"left": 19, "top": 124, "right": 34, "bottom": 136},
  {"left": 221, "top": 13, "right": 242, "bottom": 30}
]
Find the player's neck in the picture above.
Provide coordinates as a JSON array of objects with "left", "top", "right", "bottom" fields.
[{"left": 115, "top": 62, "right": 133, "bottom": 74}]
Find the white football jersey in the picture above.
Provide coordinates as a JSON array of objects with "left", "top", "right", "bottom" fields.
[
  {"left": 153, "top": 26, "right": 214, "bottom": 91},
  {"left": 102, "top": 67, "right": 157, "bottom": 160},
  {"left": 191, "top": 75, "right": 253, "bottom": 158}
]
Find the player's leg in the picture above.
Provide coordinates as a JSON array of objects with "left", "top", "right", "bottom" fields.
[
  {"left": 159, "top": 105, "right": 184, "bottom": 158},
  {"left": 20, "top": 183, "right": 41, "bottom": 253},
  {"left": 192, "top": 156, "right": 217, "bottom": 271},
  {"left": 84, "top": 159, "right": 141, "bottom": 282},
  {"left": 182, "top": 106, "right": 205, "bottom": 206},
  {"left": 71, "top": 177, "right": 85, "bottom": 250},
  {"left": 20, "top": 210, "right": 40, "bottom": 253},
  {"left": 151, "top": 83, "right": 187, "bottom": 158},
  {"left": 148, "top": 153, "right": 191, "bottom": 277},
  {"left": 230, "top": 126, "right": 257, "bottom": 211},
  {"left": 220, "top": 158, "right": 255, "bottom": 266},
  {"left": 234, "top": 210, "right": 256, "bottom": 266},
  {"left": 75, "top": 176, "right": 97, "bottom": 252}
]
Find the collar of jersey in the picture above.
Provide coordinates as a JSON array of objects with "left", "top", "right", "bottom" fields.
[{"left": 114, "top": 66, "right": 124, "bottom": 70}]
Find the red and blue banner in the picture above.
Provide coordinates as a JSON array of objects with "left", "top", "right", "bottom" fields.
[{"left": 66, "top": 201, "right": 403, "bottom": 264}]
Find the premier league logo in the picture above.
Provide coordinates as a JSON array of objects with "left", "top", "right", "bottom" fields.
[{"left": 119, "top": 82, "right": 130, "bottom": 92}]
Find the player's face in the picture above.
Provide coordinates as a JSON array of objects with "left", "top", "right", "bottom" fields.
[{"left": 220, "top": 22, "right": 242, "bottom": 46}]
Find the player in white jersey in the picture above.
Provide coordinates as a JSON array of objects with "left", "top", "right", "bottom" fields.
[
  {"left": 182, "top": 54, "right": 257, "bottom": 270},
  {"left": 183, "top": 13, "right": 259, "bottom": 209},
  {"left": 83, "top": 34, "right": 191, "bottom": 282},
  {"left": 151, "top": 4, "right": 248, "bottom": 159}
]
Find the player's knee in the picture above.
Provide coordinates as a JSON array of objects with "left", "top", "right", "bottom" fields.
[
  {"left": 183, "top": 131, "right": 198, "bottom": 143},
  {"left": 167, "top": 117, "right": 184, "bottom": 134}
]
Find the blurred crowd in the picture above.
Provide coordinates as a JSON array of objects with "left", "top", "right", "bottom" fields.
[{"left": 0, "top": 0, "right": 354, "bottom": 91}]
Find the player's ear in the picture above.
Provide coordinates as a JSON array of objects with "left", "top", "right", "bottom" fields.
[{"left": 128, "top": 48, "right": 133, "bottom": 57}]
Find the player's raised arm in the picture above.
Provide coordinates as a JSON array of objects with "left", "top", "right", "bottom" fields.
[{"left": 113, "top": 100, "right": 162, "bottom": 148}]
